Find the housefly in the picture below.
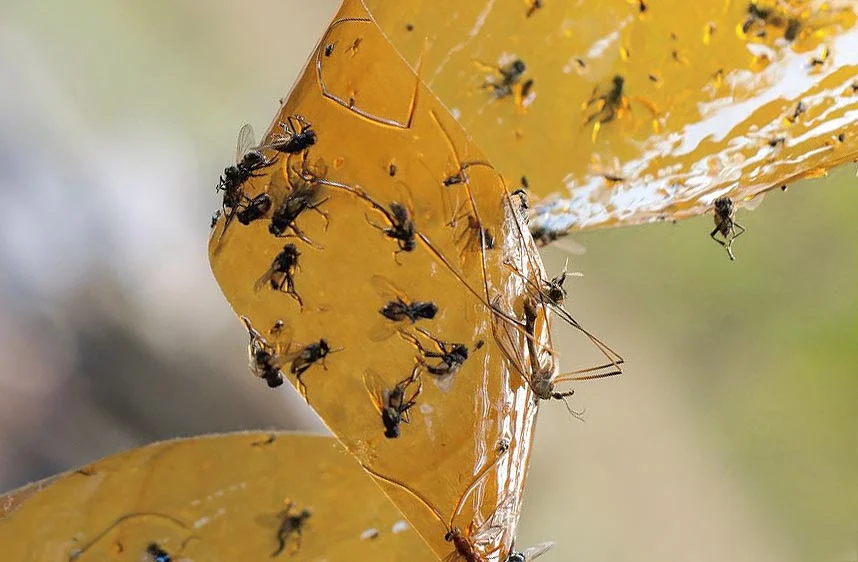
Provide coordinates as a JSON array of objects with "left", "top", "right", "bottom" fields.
[{"left": 364, "top": 364, "right": 423, "bottom": 439}]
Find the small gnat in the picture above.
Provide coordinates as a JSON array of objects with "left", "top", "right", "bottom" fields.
[
  {"left": 360, "top": 528, "right": 380, "bottom": 540},
  {"left": 391, "top": 520, "right": 409, "bottom": 534}
]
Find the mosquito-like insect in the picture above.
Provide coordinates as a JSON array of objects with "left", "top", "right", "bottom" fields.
[
  {"left": 710, "top": 196, "right": 746, "bottom": 261},
  {"left": 243, "top": 316, "right": 285, "bottom": 388},
  {"left": 260, "top": 114, "right": 317, "bottom": 155},
  {"left": 146, "top": 543, "right": 171, "bottom": 562},
  {"left": 399, "top": 328, "right": 472, "bottom": 378},
  {"left": 369, "top": 274, "right": 438, "bottom": 341},
  {"left": 217, "top": 123, "right": 277, "bottom": 240},
  {"left": 269, "top": 152, "right": 330, "bottom": 247},
  {"left": 237, "top": 193, "right": 272, "bottom": 225},
  {"left": 256, "top": 501, "right": 312, "bottom": 557},
  {"left": 255, "top": 244, "right": 303, "bottom": 308},
  {"left": 364, "top": 364, "right": 423, "bottom": 439},
  {"left": 362, "top": 440, "right": 532, "bottom": 561}
]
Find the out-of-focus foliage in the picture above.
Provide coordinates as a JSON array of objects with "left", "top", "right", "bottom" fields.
[
  {"left": 0, "top": 432, "right": 434, "bottom": 562},
  {"left": 365, "top": 0, "right": 858, "bottom": 234},
  {"left": 208, "top": 2, "right": 554, "bottom": 559}
]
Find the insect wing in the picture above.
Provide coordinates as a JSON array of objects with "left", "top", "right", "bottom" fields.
[
  {"left": 235, "top": 123, "right": 257, "bottom": 162},
  {"left": 368, "top": 274, "right": 410, "bottom": 341},
  {"left": 362, "top": 369, "right": 388, "bottom": 416},
  {"left": 517, "top": 541, "right": 555, "bottom": 561}
]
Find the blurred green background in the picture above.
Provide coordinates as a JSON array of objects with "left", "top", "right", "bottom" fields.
[{"left": 0, "top": 2, "right": 854, "bottom": 561}]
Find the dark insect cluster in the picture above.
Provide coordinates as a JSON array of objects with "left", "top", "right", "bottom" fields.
[
  {"left": 216, "top": 124, "right": 277, "bottom": 236},
  {"left": 741, "top": 1, "right": 802, "bottom": 42}
]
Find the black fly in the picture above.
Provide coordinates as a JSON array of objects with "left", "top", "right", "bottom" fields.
[
  {"left": 372, "top": 275, "right": 437, "bottom": 323},
  {"left": 255, "top": 244, "right": 303, "bottom": 308},
  {"left": 242, "top": 316, "right": 285, "bottom": 389},
  {"left": 263, "top": 114, "right": 317, "bottom": 155},
  {"left": 710, "top": 196, "right": 746, "bottom": 261},
  {"left": 383, "top": 202, "right": 416, "bottom": 253},
  {"left": 237, "top": 193, "right": 273, "bottom": 225},
  {"left": 217, "top": 124, "right": 277, "bottom": 239},
  {"left": 268, "top": 502, "right": 312, "bottom": 557},
  {"left": 288, "top": 338, "right": 340, "bottom": 401},
  {"left": 364, "top": 364, "right": 423, "bottom": 439},
  {"left": 399, "top": 328, "right": 472, "bottom": 378},
  {"left": 268, "top": 153, "right": 329, "bottom": 247}
]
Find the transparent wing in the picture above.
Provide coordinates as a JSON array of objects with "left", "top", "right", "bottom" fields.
[
  {"left": 362, "top": 369, "right": 388, "bottom": 416},
  {"left": 236, "top": 123, "right": 257, "bottom": 162},
  {"left": 253, "top": 264, "right": 279, "bottom": 293},
  {"left": 518, "top": 541, "right": 555, "bottom": 561},
  {"left": 369, "top": 274, "right": 407, "bottom": 303},
  {"left": 368, "top": 274, "right": 409, "bottom": 341}
]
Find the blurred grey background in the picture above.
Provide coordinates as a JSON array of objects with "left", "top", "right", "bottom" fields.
[{"left": 0, "top": 2, "right": 855, "bottom": 561}]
